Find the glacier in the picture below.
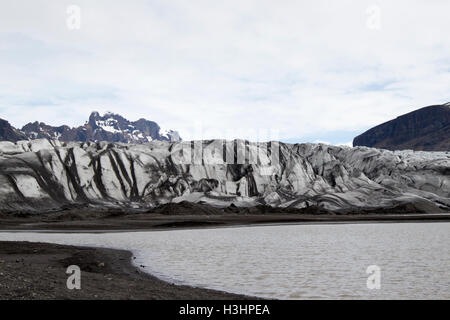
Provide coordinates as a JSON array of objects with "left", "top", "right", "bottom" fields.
[{"left": 0, "top": 138, "right": 448, "bottom": 213}]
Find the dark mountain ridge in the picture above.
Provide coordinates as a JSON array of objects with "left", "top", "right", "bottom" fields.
[
  {"left": 353, "top": 103, "right": 450, "bottom": 151},
  {"left": 0, "top": 111, "right": 181, "bottom": 143},
  {"left": 0, "top": 119, "right": 27, "bottom": 142}
]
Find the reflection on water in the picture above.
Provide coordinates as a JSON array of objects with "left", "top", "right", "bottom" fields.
[{"left": 1, "top": 222, "right": 449, "bottom": 299}]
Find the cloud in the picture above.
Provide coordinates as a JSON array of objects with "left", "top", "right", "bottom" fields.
[{"left": 0, "top": 0, "right": 449, "bottom": 142}]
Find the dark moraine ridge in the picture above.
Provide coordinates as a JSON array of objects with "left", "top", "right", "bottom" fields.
[{"left": 1, "top": 202, "right": 449, "bottom": 232}]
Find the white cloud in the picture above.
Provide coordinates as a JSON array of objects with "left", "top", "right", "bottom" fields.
[{"left": 0, "top": 0, "right": 449, "bottom": 142}]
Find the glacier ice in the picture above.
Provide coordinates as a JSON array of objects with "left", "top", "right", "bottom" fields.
[{"left": 0, "top": 139, "right": 448, "bottom": 213}]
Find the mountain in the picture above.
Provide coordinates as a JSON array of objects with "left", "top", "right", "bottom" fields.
[
  {"left": 0, "top": 119, "right": 27, "bottom": 142},
  {"left": 0, "top": 139, "right": 448, "bottom": 213},
  {"left": 0, "top": 111, "right": 181, "bottom": 143},
  {"left": 353, "top": 103, "right": 450, "bottom": 151}
]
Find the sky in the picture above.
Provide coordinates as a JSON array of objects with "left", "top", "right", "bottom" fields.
[{"left": 0, "top": 0, "right": 449, "bottom": 145}]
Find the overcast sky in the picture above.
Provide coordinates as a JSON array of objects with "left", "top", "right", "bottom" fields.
[{"left": 1, "top": 0, "right": 449, "bottom": 144}]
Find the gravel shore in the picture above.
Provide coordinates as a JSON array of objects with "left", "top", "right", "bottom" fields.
[{"left": 0, "top": 241, "right": 250, "bottom": 300}]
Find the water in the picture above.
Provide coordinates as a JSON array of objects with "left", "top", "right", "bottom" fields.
[{"left": 1, "top": 222, "right": 449, "bottom": 299}]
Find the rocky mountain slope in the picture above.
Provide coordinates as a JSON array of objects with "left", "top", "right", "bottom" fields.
[
  {"left": 0, "top": 139, "right": 448, "bottom": 213},
  {"left": 0, "top": 119, "right": 28, "bottom": 142},
  {"left": 353, "top": 103, "right": 450, "bottom": 151},
  {"left": 0, "top": 112, "right": 181, "bottom": 144}
]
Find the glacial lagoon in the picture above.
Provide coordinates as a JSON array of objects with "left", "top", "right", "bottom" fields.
[{"left": 1, "top": 222, "right": 449, "bottom": 299}]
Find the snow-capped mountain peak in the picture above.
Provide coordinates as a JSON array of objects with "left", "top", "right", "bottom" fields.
[{"left": 0, "top": 111, "right": 181, "bottom": 143}]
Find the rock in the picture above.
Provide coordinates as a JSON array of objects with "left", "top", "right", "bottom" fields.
[
  {"left": 1, "top": 111, "right": 182, "bottom": 144},
  {"left": 0, "top": 118, "right": 27, "bottom": 142},
  {"left": 224, "top": 203, "right": 240, "bottom": 214},
  {"left": 148, "top": 201, "right": 223, "bottom": 215},
  {"left": 353, "top": 103, "right": 450, "bottom": 151}
]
